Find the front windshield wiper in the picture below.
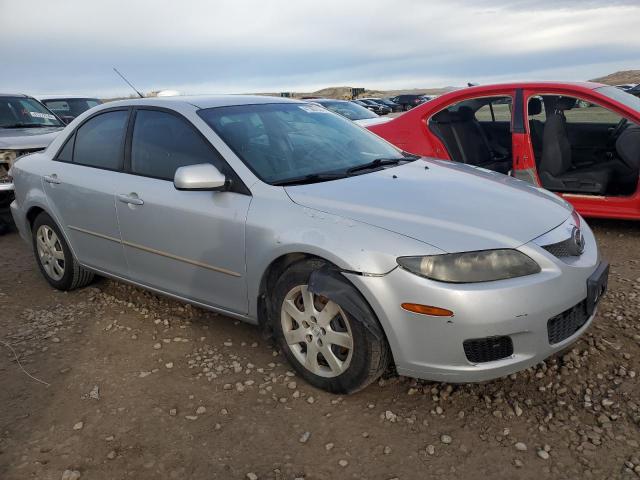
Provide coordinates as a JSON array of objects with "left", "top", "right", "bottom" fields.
[
  {"left": 346, "top": 153, "right": 419, "bottom": 175},
  {"left": 272, "top": 172, "right": 349, "bottom": 186},
  {"left": 1, "top": 123, "right": 59, "bottom": 129}
]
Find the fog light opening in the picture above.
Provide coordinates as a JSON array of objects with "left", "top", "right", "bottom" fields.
[{"left": 401, "top": 303, "right": 454, "bottom": 317}]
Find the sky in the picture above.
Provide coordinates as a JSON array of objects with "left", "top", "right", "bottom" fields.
[{"left": 1, "top": 0, "right": 639, "bottom": 97}]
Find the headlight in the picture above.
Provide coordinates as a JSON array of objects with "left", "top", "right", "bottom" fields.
[
  {"left": 397, "top": 249, "right": 540, "bottom": 283},
  {"left": 0, "top": 150, "right": 17, "bottom": 180}
]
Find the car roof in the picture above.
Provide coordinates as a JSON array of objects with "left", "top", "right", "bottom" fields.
[
  {"left": 453, "top": 81, "right": 604, "bottom": 94},
  {"left": 0, "top": 93, "right": 30, "bottom": 98},
  {"left": 104, "top": 95, "right": 303, "bottom": 110},
  {"left": 38, "top": 95, "right": 100, "bottom": 101}
]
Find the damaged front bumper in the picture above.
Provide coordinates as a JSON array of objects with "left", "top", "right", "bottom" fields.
[{"left": 341, "top": 224, "right": 603, "bottom": 383}]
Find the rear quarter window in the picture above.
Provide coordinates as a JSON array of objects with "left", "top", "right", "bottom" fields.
[{"left": 56, "top": 134, "right": 75, "bottom": 162}]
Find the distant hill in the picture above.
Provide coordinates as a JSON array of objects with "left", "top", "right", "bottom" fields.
[{"left": 590, "top": 70, "right": 640, "bottom": 86}]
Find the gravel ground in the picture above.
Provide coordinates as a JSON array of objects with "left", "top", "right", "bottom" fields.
[{"left": 0, "top": 219, "right": 639, "bottom": 480}]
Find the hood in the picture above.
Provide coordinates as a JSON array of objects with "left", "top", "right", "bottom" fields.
[
  {"left": 354, "top": 117, "right": 392, "bottom": 127},
  {"left": 0, "top": 127, "right": 64, "bottom": 150},
  {"left": 285, "top": 160, "right": 572, "bottom": 253}
]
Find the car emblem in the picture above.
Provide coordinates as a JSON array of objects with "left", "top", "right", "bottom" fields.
[{"left": 571, "top": 226, "right": 585, "bottom": 255}]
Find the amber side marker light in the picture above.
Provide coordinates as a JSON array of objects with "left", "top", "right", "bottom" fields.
[{"left": 401, "top": 303, "right": 454, "bottom": 317}]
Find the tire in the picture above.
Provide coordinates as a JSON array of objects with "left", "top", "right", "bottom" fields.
[
  {"left": 271, "top": 259, "right": 390, "bottom": 394},
  {"left": 31, "top": 212, "right": 94, "bottom": 291}
]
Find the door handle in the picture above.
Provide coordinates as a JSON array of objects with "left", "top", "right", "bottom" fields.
[
  {"left": 43, "top": 174, "right": 61, "bottom": 184},
  {"left": 117, "top": 193, "right": 144, "bottom": 206}
]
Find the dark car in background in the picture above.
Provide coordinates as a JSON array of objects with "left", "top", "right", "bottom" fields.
[
  {"left": 358, "top": 99, "right": 392, "bottom": 115},
  {"left": 40, "top": 96, "right": 102, "bottom": 123},
  {"left": 305, "top": 98, "right": 390, "bottom": 126},
  {"left": 377, "top": 98, "right": 403, "bottom": 112},
  {"left": 353, "top": 99, "right": 390, "bottom": 115},
  {"left": 390, "top": 94, "right": 426, "bottom": 111},
  {"left": 616, "top": 84, "right": 637, "bottom": 93},
  {"left": 360, "top": 97, "right": 400, "bottom": 113},
  {"left": 627, "top": 84, "right": 640, "bottom": 98}
]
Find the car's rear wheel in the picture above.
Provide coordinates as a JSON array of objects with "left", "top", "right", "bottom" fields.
[
  {"left": 271, "top": 259, "right": 389, "bottom": 393},
  {"left": 32, "top": 212, "right": 94, "bottom": 291}
]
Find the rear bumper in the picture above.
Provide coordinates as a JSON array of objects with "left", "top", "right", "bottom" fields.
[{"left": 347, "top": 223, "right": 602, "bottom": 383}]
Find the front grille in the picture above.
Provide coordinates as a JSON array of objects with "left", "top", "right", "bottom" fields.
[
  {"left": 542, "top": 237, "right": 580, "bottom": 258},
  {"left": 463, "top": 336, "right": 513, "bottom": 363},
  {"left": 547, "top": 299, "right": 589, "bottom": 344}
]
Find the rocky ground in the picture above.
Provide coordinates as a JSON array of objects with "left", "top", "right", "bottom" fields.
[{"left": 0, "top": 219, "right": 639, "bottom": 480}]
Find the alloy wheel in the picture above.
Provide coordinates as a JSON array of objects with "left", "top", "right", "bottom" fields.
[
  {"left": 36, "top": 225, "right": 65, "bottom": 281},
  {"left": 280, "top": 285, "right": 353, "bottom": 378}
]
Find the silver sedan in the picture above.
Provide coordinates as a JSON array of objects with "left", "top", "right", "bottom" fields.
[{"left": 10, "top": 96, "right": 608, "bottom": 393}]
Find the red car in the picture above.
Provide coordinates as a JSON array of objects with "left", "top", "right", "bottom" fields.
[{"left": 368, "top": 82, "right": 640, "bottom": 220}]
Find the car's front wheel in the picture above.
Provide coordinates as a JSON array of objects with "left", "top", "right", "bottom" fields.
[
  {"left": 32, "top": 212, "right": 94, "bottom": 291},
  {"left": 272, "top": 259, "right": 390, "bottom": 393}
]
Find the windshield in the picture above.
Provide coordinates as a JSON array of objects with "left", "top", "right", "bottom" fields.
[
  {"left": 314, "top": 100, "right": 378, "bottom": 120},
  {"left": 199, "top": 103, "right": 408, "bottom": 184},
  {"left": 596, "top": 86, "right": 640, "bottom": 113},
  {"left": 43, "top": 98, "right": 101, "bottom": 118},
  {"left": 0, "top": 97, "right": 63, "bottom": 128}
]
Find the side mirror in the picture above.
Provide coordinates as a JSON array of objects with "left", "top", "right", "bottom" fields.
[{"left": 174, "top": 163, "right": 228, "bottom": 191}]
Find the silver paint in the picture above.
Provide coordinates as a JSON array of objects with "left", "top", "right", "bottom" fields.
[{"left": 10, "top": 95, "right": 602, "bottom": 383}]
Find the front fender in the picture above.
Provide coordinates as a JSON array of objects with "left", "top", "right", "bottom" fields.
[{"left": 245, "top": 184, "right": 443, "bottom": 319}]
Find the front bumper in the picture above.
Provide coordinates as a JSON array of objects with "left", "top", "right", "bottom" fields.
[
  {"left": 0, "top": 181, "right": 14, "bottom": 192},
  {"left": 347, "top": 222, "right": 602, "bottom": 383}
]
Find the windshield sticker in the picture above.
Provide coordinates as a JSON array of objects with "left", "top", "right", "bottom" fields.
[
  {"left": 298, "top": 104, "right": 329, "bottom": 113},
  {"left": 29, "top": 112, "right": 56, "bottom": 120}
]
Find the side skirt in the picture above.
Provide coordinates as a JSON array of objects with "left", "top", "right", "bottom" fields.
[{"left": 82, "top": 264, "right": 258, "bottom": 325}]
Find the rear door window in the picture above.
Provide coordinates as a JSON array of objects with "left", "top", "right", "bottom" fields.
[
  {"left": 73, "top": 110, "right": 128, "bottom": 170},
  {"left": 474, "top": 97, "right": 513, "bottom": 122}
]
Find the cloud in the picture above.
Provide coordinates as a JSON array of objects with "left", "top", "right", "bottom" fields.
[{"left": 1, "top": 0, "right": 639, "bottom": 96}]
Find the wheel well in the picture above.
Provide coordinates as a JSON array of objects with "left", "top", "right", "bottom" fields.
[
  {"left": 26, "top": 206, "right": 45, "bottom": 228},
  {"left": 257, "top": 253, "right": 326, "bottom": 329},
  {"left": 257, "top": 252, "right": 397, "bottom": 371}
]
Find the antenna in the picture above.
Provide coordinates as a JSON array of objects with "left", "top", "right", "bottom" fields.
[{"left": 113, "top": 67, "right": 144, "bottom": 98}]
